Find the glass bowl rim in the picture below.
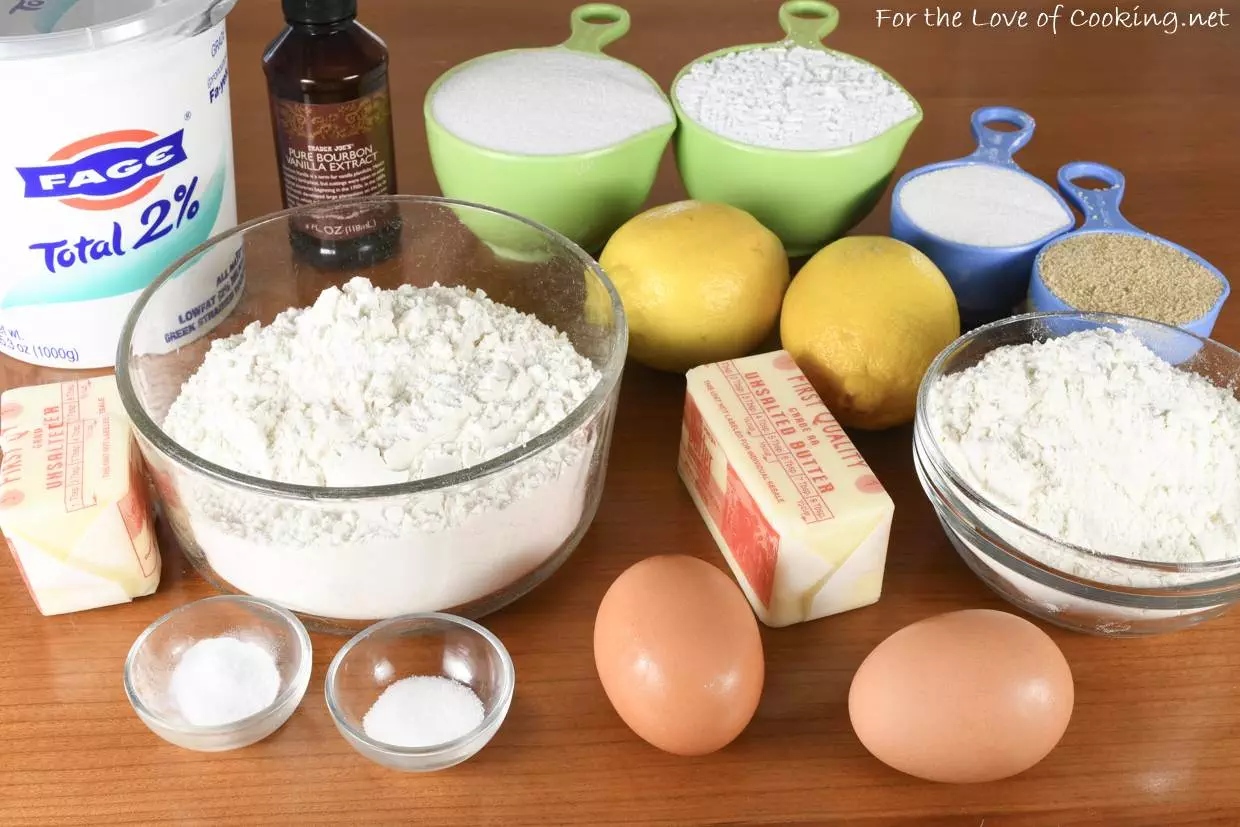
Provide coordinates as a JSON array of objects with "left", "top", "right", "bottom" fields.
[
  {"left": 915, "top": 310, "right": 1240, "bottom": 575},
  {"left": 122, "top": 594, "right": 314, "bottom": 735},
  {"left": 115, "top": 194, "right": 629, "bottom": 502},
  {"left": 323, "top": 611, "right": 516, "bottom": 759}
]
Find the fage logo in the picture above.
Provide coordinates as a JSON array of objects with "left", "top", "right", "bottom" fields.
[{"left": 15, "top": 129, "right": 187, "bottom": 212}]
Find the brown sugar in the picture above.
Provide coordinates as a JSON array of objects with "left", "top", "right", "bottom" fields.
[{"left": 1039, "top": 232, "right": 1224, "bottom": 326}]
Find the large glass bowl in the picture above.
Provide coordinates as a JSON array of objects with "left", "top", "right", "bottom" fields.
[
  {"left": 914, "top": 312, "right": 1240, "bottom": 637},
  {"left": 117, "top": 196, "right": 627, "bottom": 634}
]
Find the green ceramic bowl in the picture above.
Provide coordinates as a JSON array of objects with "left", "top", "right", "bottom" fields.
[
  {"left": 671, "top": 0, "right": 923, "bottom": 257},
  {"left": 424, "top": 4, "right": 675, "bottom": 257}
]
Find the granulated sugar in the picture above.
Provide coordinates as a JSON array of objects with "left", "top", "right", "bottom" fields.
[
  {"left": 899, "top": 164, "right": 1073, "bottom": 247},
  {"left": 1038, "top": 233, "right": 1224, "bottom": 325},
  {"left": 161, "top": 277, "right": 602, "bottom": 620},
  {"left": 431, "top": 49, "right": 674, "bottom": 155},
  {"left": 674, "top": 45, "right": 917, "bottom": 151}
]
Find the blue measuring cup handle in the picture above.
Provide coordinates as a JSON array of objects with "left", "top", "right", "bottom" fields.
[
  {"left": 967, "top": 106, "right": 1036, "bottom": 166},
  {"left": 1057, "top": 161, "right": 1137, "bottom": 231}
]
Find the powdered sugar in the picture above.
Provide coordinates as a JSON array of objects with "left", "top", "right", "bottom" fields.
[
  {"left": 927, "top": 329, "right": 1240, "bottom": 569},
  {"left": 431, "top": 49, "right": 674, "bottom": 156},
  {"left": 160, "top": 278, "right": 602, "bottom": 620},
  {"left": 674, "top": 45, "right": 917, "bottom": 151},
  {"left": 898, "top": 164, "right": 1073, "bottom": 247}
]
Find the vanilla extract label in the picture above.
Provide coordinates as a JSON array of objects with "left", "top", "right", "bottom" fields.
[{"left": 274, "top": 90, "right": 396, "bottom": 241}]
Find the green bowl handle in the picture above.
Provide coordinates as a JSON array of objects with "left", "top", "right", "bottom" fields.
[
  {"left": 778, "top": 0, "right": 840, "bottom": 48},
  {"left": 563, "top": 4, "right": 632, "bottom": 53}
]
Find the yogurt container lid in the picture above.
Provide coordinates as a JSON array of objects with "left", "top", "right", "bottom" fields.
[{"left": 0, "top": 0, "right": 235, "bottom": 59}]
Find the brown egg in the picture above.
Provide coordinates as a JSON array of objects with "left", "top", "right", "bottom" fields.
[
  {"left": 594, "top": 555, "right": 765, "bottom": 756},
  {"left": 849, "top": 609, "right": 1074, "bottom": 784}
]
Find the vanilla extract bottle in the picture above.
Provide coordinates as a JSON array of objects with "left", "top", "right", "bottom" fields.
[{"left": 263, "top": 0, "right": 400, "bottom": 269}]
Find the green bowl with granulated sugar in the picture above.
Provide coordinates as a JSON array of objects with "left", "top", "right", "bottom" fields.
[
  {"left": 424, "top": 4, "right": 676, "bottom": 258},
  {"left": 671, "top": 0, "right": 923, "bottom": 257}
]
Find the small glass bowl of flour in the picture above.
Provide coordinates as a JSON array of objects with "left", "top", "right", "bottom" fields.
[
  {"left": 116, "top": 196, "right": 626, "bottom": 634},
  {"left": 914, "top": 312, "right": 1240, "bottom": 637},
  {"left": 325, "top": 613, "right": 514, "bottom": 772},
  {"left": 124, "top": 596, "right": 313, "bottom": 751}
]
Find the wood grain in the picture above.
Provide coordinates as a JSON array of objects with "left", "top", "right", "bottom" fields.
[{"left": 2, "top": 1, "right": 1239, "bottom": 824}]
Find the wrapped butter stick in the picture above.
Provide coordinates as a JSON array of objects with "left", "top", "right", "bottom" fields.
[
  {"left": 679, "top": 351, "right": 894, "bottom": 627},
  {"left": 0, "top": 376, "right": 161, "bottom": 616}
]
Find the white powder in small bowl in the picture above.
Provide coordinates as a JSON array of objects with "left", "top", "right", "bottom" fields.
[
  {"left": 899, "top": 164, "right": 1073, "bottom": 247},
  {"left": 362, "top": 675, "right": 486, "bottom": 748},
  {"left": 169, "top": 636, "right": 281, "bottom": 727},
  {"left": 431, "top": 49, "right": 674, "bottom": 156},
  {"left": 674, "top": 45, "right": 917, "bottom": 151}
]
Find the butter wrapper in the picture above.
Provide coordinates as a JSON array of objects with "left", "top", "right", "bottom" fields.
[
  {"left": 0, "top": 376, "right": 161, "bottom": 616},
  {"left": 679, "top": 351, "right": 894, "bottom": 627}
]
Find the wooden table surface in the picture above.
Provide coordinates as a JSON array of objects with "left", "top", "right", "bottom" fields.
[{"left": 3, "top": 1, "right": 1239, "bottom": 824}]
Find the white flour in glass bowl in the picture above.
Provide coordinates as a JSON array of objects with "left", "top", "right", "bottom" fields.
[
  {"left": 924, "top": 327, "right": 1240, "bottom": 630},
  {"left": 159, "top": 277, "right": 601, "bottom": 620}
]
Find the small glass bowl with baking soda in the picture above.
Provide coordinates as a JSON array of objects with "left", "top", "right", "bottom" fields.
[{"left": 123, "top": 595, "right": 313, "bottom": 751}]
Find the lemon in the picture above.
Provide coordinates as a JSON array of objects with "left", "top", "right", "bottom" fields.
[
  {"left": 600, "top": 201, "right": 789, "bottom": 373},
  {"left": 780, "top": 236, "right": 960, "bottom": 431},
  {"left": 583, "top": 264, "right": 614, "bottom": 329}
]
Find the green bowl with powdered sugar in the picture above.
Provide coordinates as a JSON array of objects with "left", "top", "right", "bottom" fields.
[
  {"left": 671, "top": 0, "right": 923, "bottom": 256},
  {"left": 424, "top": 4, "right": 675, "bottom": 256}
]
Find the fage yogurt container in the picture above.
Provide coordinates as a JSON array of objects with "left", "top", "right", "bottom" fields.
[{"left": 0, "top": 0, "right": 241, "bottom": 369}]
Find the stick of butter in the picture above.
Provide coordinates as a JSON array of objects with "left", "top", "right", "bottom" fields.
[
  {"left": 0, "top": 376, "right": 161, "bottom": 616},
  {"left": 679, "top": 351, "right": 894, "bottom": 627}
]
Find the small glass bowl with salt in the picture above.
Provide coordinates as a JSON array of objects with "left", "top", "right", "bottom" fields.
[
  {"left": 325, "top": 613, "right": 515, "bottom": 772},
  {"left": 123, "top": 595, "right": 313, "bottom": 751}
]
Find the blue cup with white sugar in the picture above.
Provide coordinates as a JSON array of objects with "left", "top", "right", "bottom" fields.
[{"left": 890, "top": 106, "right": 1074, "bottom": 330}]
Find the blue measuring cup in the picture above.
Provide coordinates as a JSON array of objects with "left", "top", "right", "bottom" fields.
[
  {"left": 890, "top": 106, "right": 1073, "bottom": 330},
  {"left": 1029, "top": 161, "right": 1231, "bottom": 339}
]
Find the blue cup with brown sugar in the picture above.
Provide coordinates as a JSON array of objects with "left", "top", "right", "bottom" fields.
[{"left": 1029, "top": 161, "right": 1230, "bottom": 341}]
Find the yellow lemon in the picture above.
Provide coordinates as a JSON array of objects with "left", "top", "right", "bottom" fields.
[
  {"left": 600, "top": 201, "right": 789, "bottom": 373},
  {"left": 583, "top": 264, "right": 614, "bottom": 329},
  {"left": 780, "top": 236, "right": 960, "bottom": 430}
]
